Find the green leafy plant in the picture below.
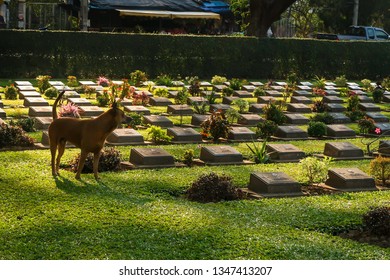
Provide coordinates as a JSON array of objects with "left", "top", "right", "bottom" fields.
[
  {"left": 155, "top": 74, "right": 174, "bottom": 87},
  {"left": 186, "top": 172, "right": 244, "bottom": 203},
  {"left": 298, "top": 156, "right": 332, "bottom": 186},
  {"left": 205, "top": 91, "right": 217, "bottom": 105},
  {"left": 4, "top": 84, "right": 18, "bottom": 100},
  {"left": 334, "top": 75, "right": 347, "bottom": 87},
  {"left": 175, "top": 88, "right": 190, "bottom": 105},
  {"left": 153, "top": 87, "right": 169, "bottom": 98},
  {"left": 187, "top": 76, "right": 202, "bottom": 97},
  {"left": 211, "top": 75, "right": 227, "bottom": 85},
  {"left": 130, "top": 70, "right": 148, "bottom": 87},
  {"left": 372, "top": 87, "right": 384, "bottom": 103},
  {"left": 44, "top": 87, "right": 59, "bottom": 99},
  {"left": 369, "top": 155, "right": 390, "bottom": 187},
  {"left": 382, "top": 77, "right": 390, "bottom": 90},
  {"left": 286, "top": 71, "right": 300, "bottom": 86},
  {"left": 146, "top": 125, "right": 172, "bottom": 144},
  {"left": 127, "top": 112, "right": 142, "bottom": 129},
  {"left": 233, "top": 99, "right": 248, "bottom": 114},
  {"left": 183, "top": 149, "right": 194, "bottom": 167},
  {"left": 229, "top": 78, "right": 243, "bottom": 90},
  {"left": 67, "top": 76, "right": 79, "bottom": 87},
  {"left": 313, "top": 76, "right": 326, "bottom": 89},
  {"left": 263, "top": 101, "right": 286, "bottom": 125},
  {"left": 310, "top": 112, "right": 335, "bottom": 124},
  {"left": 192, "top": 101, "right": 208, "bottom": 115},
  {"left": 36, "top": 75, "right": 51, "bottom": 94},
  {"left": 362, "top": 206, "right": 390, "bottom": 236},
  {"left": 96, "top": 91, "right": 110, "bottom": 107},
  {"left": 307, "top": 121, "right": 327, "bottom": 137},
  {"left": 201, "top": 110, "right": 231, "bottom": 143},
  {"left": 358, "top": 117, "right": 376, "bottom": 134},
  {"left": 9, "top": 118, "right": 36, "bottom": 133},
  {"left": 0, "top": 123, "right": 35, "bottom": 148},
  {"left": 253, "top": 86, "right": 266, "bottom": 97},
  {"left": 346, "top": 92, "right": 360, "bottom": 111},
  {"left": 345, "top": 110, "right": 365, "bottom": 122},
  {"left": 70, "top": 147, "right": 122, "bottom": 174},
  {"left": 225, "top": 108, "right": 241, "bottom": 124},
  {"left": 132, "top": 91, "right": 150, "bottom": 106},
  {"left": 312, "top": 99, "right": 327, "bottom": 113},
  {"left": 222, "top": 87, "right": 234, "bottom": 97},
  {"left": 256, "top": 120, "right": 277, "bottom": 140},
  {"left": 361, "top": 79, "right": 373, "bottom": 92},
  {"left": 246, "top": 140, "right": 269, "bottom": 164}
]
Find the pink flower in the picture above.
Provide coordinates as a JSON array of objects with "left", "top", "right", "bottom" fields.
[{"left": 375, "top": 128, "right": 381, "bottom": 134}]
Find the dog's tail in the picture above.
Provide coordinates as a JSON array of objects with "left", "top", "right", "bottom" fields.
[{"left": 52, "top": 91, "right": 65, "bottom": 120}]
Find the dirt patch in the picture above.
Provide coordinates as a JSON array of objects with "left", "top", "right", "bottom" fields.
[{"left": 338, "top": 228, "right": 390, "bottom": 248}]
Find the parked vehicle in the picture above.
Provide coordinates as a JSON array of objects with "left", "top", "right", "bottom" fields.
[{"left": 316, "top": 26, "right": 390, "bottom": 41}]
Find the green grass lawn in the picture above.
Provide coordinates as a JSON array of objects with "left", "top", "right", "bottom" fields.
[{"left": 1, "top": 79, "right": 390, "bottom": 260}]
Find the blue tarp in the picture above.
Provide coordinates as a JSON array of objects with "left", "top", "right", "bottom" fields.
[{"left": 200, "top": 1, "right": 230, "bottom": 14}]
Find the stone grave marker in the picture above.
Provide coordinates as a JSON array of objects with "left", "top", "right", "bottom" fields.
[
  {"left": 167, "top": 104, "right": 193, "bottom": 115},
  {"left": 242, "top": 85, "right": 256, "bottom": 92},
  {"left": 143, "top": 115, "right": 173, "bottom": 127},
  {"left": 135, "top": 90, "right": 153, "bottom": 97},
  {"left": 53, "top": 85, "right": 72, "bottom": 91},
  {"left": 290, "top": 96, "right": 312, "bottom": 104},
  {"left": 249, "top": 104, "right": 266, "bottom": 113},
  {"left": 233, "top": 90, "right": 253, "bottom": 98},
  {"left": 209, "top": 104, "right": 231, "bottom": 113},
  {"left": 293, "top": 90, "right": 311, "bottom": 97},
  {"left": 200, "top": 145, "right": 243, "bottom": 165},
  {"left": 15, "top": 81, "right": 32, "bottom": 86},
  {"left": 378, "top": 140, "right": 390, "bottom": 155},
  {"left": 383, "top": 95, "right": 390, "bottom": 103},
  {"left": 326, "top": 124, "right": 356, "bottom": 138},
  {"left": 265, "top": 90, "right": 283, "bottom": 97},
  {"left": 187, "top": 97, "right": 208, "bottom": 106},
  {"left": 266, "top": 144, "right": 305, "bottom": 162},
  {"left": 257, "top": 96, "right": 276, "bottom": 104},
  {"left": 213, "top": 84, "right": 227, "bottom": 92},
  {"left": 191, "top": 114, "right": 208, "bottom": 126},
  {"left": 328, "top": 113, "right": 351, "bottom": 123},
  {"left": 119, "top": 98, "right": 132, "bottom": 106},
  {"left": 325, "top": 168, "right": 376, "bottom": 191},
  {"left": 79, "top": 81, "right": 97, "bottom": 86},
  {"left": 201, "top": 91, "right": 222, "bottom": 98},
  {"left": 67, "top": 98, "right": 92, "bottom": 106},
  {"left": 286, "top": 103, "right": 312, "bottom": 113},
  {"left": 270, "top": 85, "right": 285, "bottom": 91},
  {"left": 325, "top": 82, "right": 336, "bottom": 86},
  {"left": 248, "top": 172, "right": 302, "bottom": 197},
  {"left": 284, "top": 113, "right": 309, "bottom": 125},
  {"left": 19, "top": 91, "right": 41, "bottom": 99},
  {"left": 79, "top": 106, "right": 104, "bottom": 117},
  {"left": 323, "top": 96, "right": 343, "bottom": 103},
  {"left": 124, "top": 105, "right": 151, "bottom": 115},
  {"left": 168, "top": 91, "right": 178, "bottom": 98},
  {"left": 228, "top": 126, "right": 256, "bottom": 141},
  {"left": 23, "top": 97, "right": 49, "bottom": 107},
  {"left": 354, "top": 90, "right": 367, "bottom": 95},
  {"left": 358, "top": 103, "right": 381, "bottom": 112},
  {"left": 106, "top": 128, "right": 144, "bottom": 145},
  {"left": 324, "top": 90, "right": 339, "bottom": 96},
  {"left": 297, "top": 85, "right": 311, "bottom": 90},
  {"left": 374, "top": 123, "right": 390, "bottom": 134},
  {"left": 323, "top": 142, "right": 364, "bottom": 159},
  {"left": 39, "top": 131, "right": 74, "bottom": 148},
  {"left": 49, "top": 81, "right": 64, "bottom": 86},
  {"left": 64, "top": 91, "right": 81, "bottom": 98},
  {"left": 129, "top": 147, "right": 175, "bottom": 168},
  {"left": 200, "top": 81, "right": 212, "bottom": 88},
  {"left": 348, "top": 85, "right": 362, "bottom": 91},
  {"left": 17, "top": 85, "right": 36, "bottom": 91},
  {"left": 172, "top": 80, "right": 185, "bottom": 87},
  {"left": 28, "top": 106, "right": 52, "bottom": 117},
  {"left": 325, "top": 85, "right": 338, "bottom": 90},
  {"left": 167, "top": 127, "right": 202, "bottom": 143},
  {"left": 149, "top": 97, "right": 173, "bottom": 106},
  {"left": 274, "top": 125, "right": 308, "bottom": 139},
  {"left": 365, "top": 112, "right": 389, "bottom": 123},
  {"left": 358, "top": 96, "right": 374, "bottom": 103},
  {"left": 300, "top": 81, "right": 313, "bottom": 87},
  {"left": 250, "top": 81, "right": 263, "bottom": 87},
  {"left": 34, "top": 117, "right": 53, "bottom": 130},
  {"left": 0, "top": 108, "right": 6, "bottom": 119},
  {"left": 325, "top": 103, "right": 346, "bottom": 112},
  {"left": 275, "top": 81, "right": 287, "bottom": 86},
  {"left": 238, "top": 114, "right": 263, "bottom": 126},
  {"left": 222, "top": 96, "right": 239, "bottom": 105}
]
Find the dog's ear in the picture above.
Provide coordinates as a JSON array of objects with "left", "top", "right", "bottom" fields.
[{"left": 112, "top": 100, "right": 118, "bottom": 109}]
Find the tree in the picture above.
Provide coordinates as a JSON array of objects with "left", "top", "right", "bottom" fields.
[{"left": 247, "top": 0, "right": 298, "bottom": 37}]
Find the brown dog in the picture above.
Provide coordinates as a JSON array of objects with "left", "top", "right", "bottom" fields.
[{"left": 49, "top": 91, "right": 126, "bottom": 180}]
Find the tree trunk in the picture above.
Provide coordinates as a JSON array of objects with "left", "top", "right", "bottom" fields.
[{"left": 247, "top": 0, "right": 298, "bottom": 37}]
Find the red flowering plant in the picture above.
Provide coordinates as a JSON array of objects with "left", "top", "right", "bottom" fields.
[
  {"left": 59, "top": 102, "right": 81, "bottom": 118},
  {"left": 312, "top": 87, "right": 327, "bottom": 97},
  {"left": 132, "top": 91, "right": 149, "bottom": 106},
  {"left": 97, "top": 76, "right": 110, "bottom": 87}
]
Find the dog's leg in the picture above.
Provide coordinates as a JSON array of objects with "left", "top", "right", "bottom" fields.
[
  {"left": 55, "top": 140, "right": 66, "bottom": 175},
  {"left": 75, "top": 151, "right": 88, "bottom": 180},
  {"left": 50, "top": 142, "right": 58, "bottom": 177},
  {"left": 93, "top": 151, "right": 101, "bottom": 180}
]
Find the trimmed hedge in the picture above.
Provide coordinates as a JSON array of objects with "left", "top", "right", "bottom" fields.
[{"left": 1, "top": 30, "right": 390, "bottom": 79}]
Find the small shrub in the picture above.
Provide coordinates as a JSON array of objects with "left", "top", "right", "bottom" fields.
[
  {"left": 313, "top": 76, "right": 326, "bottom": 89},
  {"left": 358, "top": 117, "right": 376, "bottom": 134},
  {"left": 153, "top": 87, "right": 169, "bottom": 98},
  {"left": 155, "top": 74, "right": 174, "bottom": 87},
  {"left": 175, "top": 88, "right": 190, "bottom": 105},
  {"left": 362, "top": 206, "right": 390, "bottom": 236},
  {"left": 369, "top": 155, "right": 390, "bottom": 187},
  {"left": 246, "top": 140, "right": 269, "bottom": 163},
  {"left": 263, "top": 101, "right": 286, "bottom": 125},
  {"left": 225, "top": 108, "right": 241, "bottom": 124},
  {"left": 211, "top": 75, "right": 227, "bottom": 85},
  {"left": 286, "top": 71, "right": 300, "bottom": 86},
  {"left": 118, "top": 79, "right": 134, "bottom": 100},
  {"left": 310, "top": 112, "right": 335, "bottom": 124},
  {"left": 361, "top": 79, "right": 373, "bottom": 92},
  {"left": 84, "top": 86, "right": 96, "bottom": 99},
  {"left": 307, "top": 121, "right": 327, "bottom": 137},
  {"left": 298, "top": 156, "right": 332, "bottom": 186},
  {"left": 4, "top": 85, "right": 18, "bottom": 100},
  {"left": 9, "top": 118, "right": 36, "bottom": 132},
  {"left": 372, "top": 87, "right": 384, "bottom": 103},
  {"left": 233, "top": 99, "right": 248, "bottom": 114},
  {"left": 183, "top": 149, "right": 194, "bottom": 167},
  {"left": 186, "top": 172, "right": 244, "bottom": 203},
  {"left": 127, "top": 112, "right": 142, "bottom": 128},
  {"left": 59, "top": 102, "right": 80, "bottom": 118},
  {"left": 312, "top": 87, "right": 327, "bottom": 97},
  {"left": 193, "top": 102, "right": 208, "bottom": 115},
  {"left": 334, "top": 75, "right": 347, "bottom": 87},
  {"left": 147, "top": 125, "right": 172, "bottom": 144},
  {"left": 346, "top": 93, "right": 359, "bottom": 111},
  {"left": 345, "top": 110, "right": 365, "bottom": 122},
  {"left": 222, "top": 87, "right": 234, "bottom": 97},
  {"left": 0, "top": 123, "right": 35, "bottom": 148},
  {"left": 311, "top": 99, "right": 327, "bottom": 113},
  {"left": 205, "top": 91, "right": 217, "bottom": 105},
  {"left": 201, "top": 110, "right": 230, "bottom": 142},
  {"left": 44, "top": 87, "right": 59, "bottom": 99},
  {"left": 130, "top": 70, "right": 148, "bottom": 87},
  {"left": 36, "top": 75, "right": 51, "bottom": 94},
  {"left": 70, "top": 147, "right": 122, "bottom": 173},
  {"left": 187, "top": 76, "right": 202, "bottom": 97},
  {"left": 132, "top": 91, "right": 150, "bottom": 106},
  {"left": 256, "top": 120, "right": 277, "bottom": 140},
  {"left": 229, "top": 78, "right": 243, "bottom": 90},
  {"left": 96, "top": 91, "right": 110, "bottom": 107},
  {"left": 382, "top": 77, "right": 390, "bottom": 90},
  {"left": 97, "top": 76, "right": 110, "bottom": 87},
  {"left": 67, "top": 76, "right": 79, "bottom": 87},
  {"left": 253, "top": 86, "right": 266, "bottom": 97}
]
